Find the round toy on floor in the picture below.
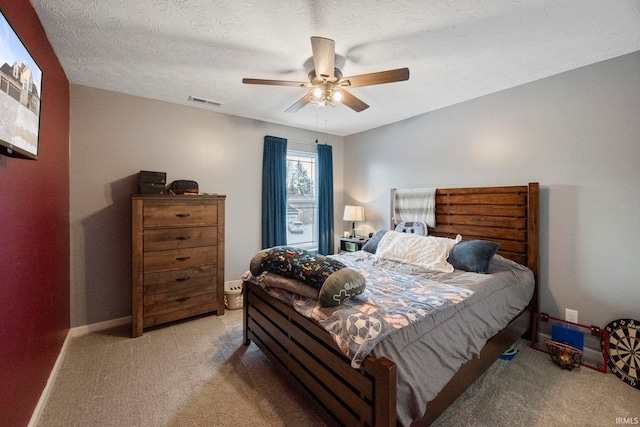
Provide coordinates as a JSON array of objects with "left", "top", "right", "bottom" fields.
[{"left": 603, "top": 318, "right": 639, "bottom": 390}]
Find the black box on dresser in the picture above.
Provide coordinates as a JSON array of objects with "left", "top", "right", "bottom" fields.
[{"left": 138, "top": 170, "right": 167, "bottom": 194}]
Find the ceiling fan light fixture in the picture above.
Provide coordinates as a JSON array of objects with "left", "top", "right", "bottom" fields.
[
  {"left": 332, "top": 88, "right": 343, "bottom": 102},
  {"left": 312, "top": 86, "right": 323, "bottom": 99},
  {"left": 309, "top": 83, "right": 341, "bottom": 107}
]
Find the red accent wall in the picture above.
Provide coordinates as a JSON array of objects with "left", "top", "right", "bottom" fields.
[{"left": 0, "top": 1, "right": 70, "bottom": 426}]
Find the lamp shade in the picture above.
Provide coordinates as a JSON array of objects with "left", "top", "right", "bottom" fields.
[{"left": 343, "top": 205, "right": 364, "bottom": 222}]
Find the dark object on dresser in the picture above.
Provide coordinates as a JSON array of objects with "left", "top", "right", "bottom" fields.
[
  {"left": 169, "top": 180, "right": 199, "bottom": 195},
  {"left": 131, "top": 194, "right": 225, "bottom": 337},
  {"left": 138, "top": 170, "right": 167, "bottom": 194}
]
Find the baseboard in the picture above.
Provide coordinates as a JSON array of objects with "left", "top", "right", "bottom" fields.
[
  {"left": 69, "top": 315, "right": 131, "bottom": 338},
  {"left": 27, "top": 329, "right": 72, "bottom": 427},
  {"left": 28, "top": 315, "right": 132, "bottom": 427}
]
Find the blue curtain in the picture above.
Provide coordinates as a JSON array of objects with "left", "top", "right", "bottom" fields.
[
  {"left": 317, "top": 144, "right": 334, "bottom": 254},
  {"left": 262, "top": 136, "right": 288, "bottom": 249}
]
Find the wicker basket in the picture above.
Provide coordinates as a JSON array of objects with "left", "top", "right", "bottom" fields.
[{"left": 224, "top": 280, "right": 243, "bottom": 309}]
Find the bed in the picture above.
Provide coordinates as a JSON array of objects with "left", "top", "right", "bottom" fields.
[{"left": 243, "top": 183, "right": 539, "bottom": 426}]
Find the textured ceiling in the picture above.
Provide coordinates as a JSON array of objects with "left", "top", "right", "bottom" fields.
[{"left": 30, "top": 0, "right": 640, "bottom": 136}]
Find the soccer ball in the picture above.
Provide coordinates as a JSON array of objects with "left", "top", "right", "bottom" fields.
[{"left": 346, "top": 313, "right": 382, "bottom": 345}]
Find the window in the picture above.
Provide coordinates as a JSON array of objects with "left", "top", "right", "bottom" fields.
[{"left": 286, "top": 150, "right": 317, "bottom": 249}]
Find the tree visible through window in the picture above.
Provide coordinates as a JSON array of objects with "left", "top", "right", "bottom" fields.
[
  {"left": 286, "top": 151, "right": 317, "bottom": 249},
  {"left": 287, "top": 159, "right": 314, "bottom": 197}
]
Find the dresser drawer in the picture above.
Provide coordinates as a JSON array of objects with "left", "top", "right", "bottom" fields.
[
  {"left": 143, "top": 246, "right": 216, "bottom": 273},
  {"left": 143, "top": 203, "right": 218, "bottom": 227},
  {"left": 143, "top": 226, "right": 217, "bottom": 252},
  {"left": 143, "top": 292, "right": 218, "bottom": 320},
  {"left": 143, "top": 300, "right": 218, "bottom": 329},
  {"left": 143, "top": 281, "right": 217, "bottom": 306},
  {"left": 144, "top": 265, "right": 217, "bottom": 295}
]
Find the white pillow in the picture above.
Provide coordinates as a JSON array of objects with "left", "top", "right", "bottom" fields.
[{"left": 374, "top": 230, "right": 462, "bottom": 272}]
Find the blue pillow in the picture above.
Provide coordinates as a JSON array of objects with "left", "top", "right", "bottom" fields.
[
  {"left": 361, "top": 230, "right": 388, "bottom": 254},
  {"left": 447, "top": 240, "right": 500, "bottom": 273}
]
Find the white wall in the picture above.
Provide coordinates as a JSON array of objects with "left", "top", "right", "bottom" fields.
[
  {"left": 69, "top": 85, "right": 344, "bottom": 327},
  {"left": 343, "top": 51, "right": 640, "bottom": 328}
]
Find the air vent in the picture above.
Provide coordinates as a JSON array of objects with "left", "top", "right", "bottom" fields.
[{"left": 188, "top": 96, "right": 224, "bottom": 107}]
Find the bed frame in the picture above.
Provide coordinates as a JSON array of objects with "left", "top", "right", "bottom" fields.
[{"left": 243, "top": 183, "right": 539, "bottom": 426}]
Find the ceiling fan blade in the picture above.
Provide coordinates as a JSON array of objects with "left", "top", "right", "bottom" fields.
[
  {"left": 311, "top": 37, "right": 335, "bottom": 80},
  {"left": 242, "top": 78, "right": 310, "bottom": 87},
  {"left": 285, "top": 93, "right": 311, "bottom": 113},
  {"left": 341, "top": 90, "right": 369, "bottom": 112},
  {"left": 339, "top": 67, "right": 409, "bottom": 88}
]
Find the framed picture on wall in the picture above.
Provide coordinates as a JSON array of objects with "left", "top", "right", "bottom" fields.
[{"left": 0, "top": 10, "right": 43, "bottom": 160}]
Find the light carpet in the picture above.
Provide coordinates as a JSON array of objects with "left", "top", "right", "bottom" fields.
[{"left": 37, "top": 309, "right": 639, "bottom": 426}]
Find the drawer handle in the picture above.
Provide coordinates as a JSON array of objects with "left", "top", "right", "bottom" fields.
[
  {"left": 176, "top": 256, "right": 191, "bottom": 262},
  {"left": 176, "top": 297, "right": 190, "bottom": 303},
  {"left": 176, "top": 236, "right": 191, "bottom": 241},
  {"left": 176, "top": 277, "right": 190, "bottom": 282},
  {"left": 176, "top": 213, "right": 191, "bottom": 218}
]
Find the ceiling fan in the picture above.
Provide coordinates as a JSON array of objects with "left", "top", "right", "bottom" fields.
[{"left": 242, "top": 36, "right": 410, "bottom": 113}]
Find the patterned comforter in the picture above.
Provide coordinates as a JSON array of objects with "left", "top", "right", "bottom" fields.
[{"left": 254, "top": 251, "right": 476, "bottom": 368}]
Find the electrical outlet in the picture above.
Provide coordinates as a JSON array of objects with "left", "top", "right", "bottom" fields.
[{"left": 565, "top": 308, "right": 578, "bottom": 324}]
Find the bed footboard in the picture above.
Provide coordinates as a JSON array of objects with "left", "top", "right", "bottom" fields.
[{"left": 243, "top": 282, "right": 397, "bottom": 427}]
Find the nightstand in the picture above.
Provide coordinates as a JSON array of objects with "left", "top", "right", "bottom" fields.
[{"left": 338, "top": 237, "right": 368, "bottom": 252}]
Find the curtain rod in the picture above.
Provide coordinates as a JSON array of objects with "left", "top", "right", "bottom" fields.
[
  {"left": 288, "top": 138, "right": 330, "bottom": 146},
  {"left": 287, "top": 138, "right": 315, "bottom": 145}
]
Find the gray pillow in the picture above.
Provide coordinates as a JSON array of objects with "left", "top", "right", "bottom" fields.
[
  {"left": 447, "top": 240, "right": 500, "bottom": 274},
  {"left": 361, "top": 230, "right": 388, "bottom": 254},
  {"left": 319, "top": 268, "right": 366, "bottom": 307}
]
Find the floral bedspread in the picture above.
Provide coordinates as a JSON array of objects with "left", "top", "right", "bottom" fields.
[{"left": 256, "top": 253, "right": 475, "bottom": 368}]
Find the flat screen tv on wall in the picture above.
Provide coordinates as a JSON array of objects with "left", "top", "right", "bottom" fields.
[{"left": 0, "top": 10, "right": 42, "bottom": 160}]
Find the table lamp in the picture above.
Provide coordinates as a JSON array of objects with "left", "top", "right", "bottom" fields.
[{"left": 343, "top": 205, "right": 364, "bottom": 238}]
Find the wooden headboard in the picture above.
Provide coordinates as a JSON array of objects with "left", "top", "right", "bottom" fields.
[{"left": 391, "top": 183, "right": 539, "bottom": 312}]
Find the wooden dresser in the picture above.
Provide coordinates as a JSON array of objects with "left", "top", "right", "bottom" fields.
[{"left": 131, "top": 194, "right": 225, "bottom": 337}]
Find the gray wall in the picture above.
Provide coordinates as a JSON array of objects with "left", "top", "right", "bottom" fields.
[
  {"left": 70, "top": 51, "right": 639, "bottom": 330},
  {"left": 343, "top": 51, "right": 640, "bottom": 328},
  {"left": 69, "top": 85, "right": 344, "bottom": 327}
]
